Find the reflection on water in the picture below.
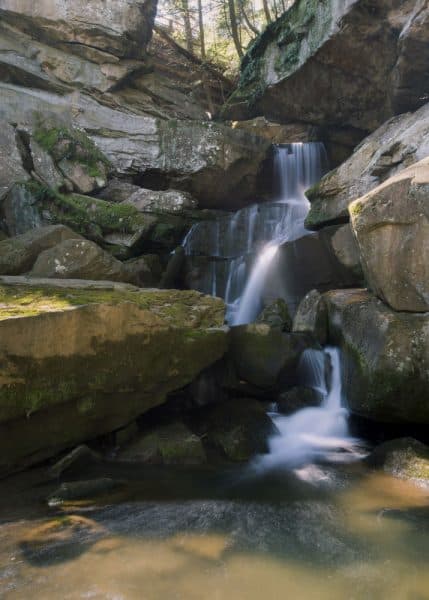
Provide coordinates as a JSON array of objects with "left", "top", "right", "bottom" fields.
[{"left": 0, "top": 464, "right": 428, "bottom": 599}]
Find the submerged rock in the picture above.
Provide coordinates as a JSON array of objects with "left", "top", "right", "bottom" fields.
[
  {"left": 367, "top": 438, "right": 429, "bottom": 488},
  {"left": 0, "top": 278, "right": 228, "bottom": 475},
  {"left": 325, "top": 289, "right": 429, "bottom": 424},
  {"left": 350, "top": 158, "right": 429, "bottom": 312}
]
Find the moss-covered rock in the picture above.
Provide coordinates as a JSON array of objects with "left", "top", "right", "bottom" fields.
[
  {"left": 324, "top": 289, "right": 429, "bottom": 424},
  {"left": 0, "top": 278, "right": 228, "bottom": 475}
]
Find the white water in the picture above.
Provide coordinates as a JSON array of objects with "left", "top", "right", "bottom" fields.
[{"left": 257, "top": 348, "right": 363, "bottom": 471}]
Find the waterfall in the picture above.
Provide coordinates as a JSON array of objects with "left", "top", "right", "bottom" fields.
[
  {"left": 183, "top": 143, "right": 328, "bottom": 324},
  {"left": 257, "top": 348, "right": 362, "bottom": 470}
]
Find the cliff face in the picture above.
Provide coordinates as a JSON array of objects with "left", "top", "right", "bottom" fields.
[{"left": 223, "top": 0, "right": 429, "bottom": 161}]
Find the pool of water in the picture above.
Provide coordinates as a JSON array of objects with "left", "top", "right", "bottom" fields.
[{"left": 0, "top": 462, "right": 428, "bottom": 600}]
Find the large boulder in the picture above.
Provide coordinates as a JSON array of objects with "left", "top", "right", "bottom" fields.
[
  {"left": 0, "top": 224, "right": 82, "bottom": 275},
  {"left": 366, "top": 438, "right": 429, "bottom": 488},
  {"left": 0, "top": 85, "right": 270, "bottom": 209},
  {"left": 350, "top": 158, "right": 429, "bottom": 312},
  {"left": 0, "top": 278, "right": 228, "bottom": 475},
  {"left": 30, "top": 238, "right": 133, "bottom": 283},
  {"left": 223, "top": 0, "right": 429, "bottom": 157},
  {"left": 325, "top": 289, "right": 429, "bottom": 424},
  {"left": 305, "top": 103, "right": 429, "bottom": 230},
  {"left": 0, "top": 0, "right": 157, "bottom": 60}
]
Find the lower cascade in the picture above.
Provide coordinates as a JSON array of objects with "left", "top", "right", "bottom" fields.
[{"left": 186, "top": 141, "right": 361, "bottom": 470}]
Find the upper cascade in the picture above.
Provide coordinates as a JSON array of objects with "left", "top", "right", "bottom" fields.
[{"left": 183, "top": 142, "right": 328, "bottom": 323}]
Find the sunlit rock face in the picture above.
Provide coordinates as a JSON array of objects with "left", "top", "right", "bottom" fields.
[
  {"left": 350, "top": 158, "right": 429, "bottom": 313},
  {"left": 223, "top": 0, "right": 429, "bottom": 159},
  {"left": 0, "top": 0, "right": 157, "bottom": 59},
  {"left": 0, "top": 278, "right": 228, "bottom": 475},
  {"left": 325, "top": 289, "right": 429, "bottom": 424},
  {"left": 305, "top": 102, "right": 429, "bottom": 230}
]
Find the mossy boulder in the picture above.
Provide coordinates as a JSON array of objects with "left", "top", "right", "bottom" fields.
[
  {"left": 118, "top": 421, "right": 206, "bottom": 465},
  {"left": 257, "top": 298, "right": 292, "bottom": 331},
  {"left": 0, "top": 278, "right": 228, "bottom": 475},
  {"left": 324, "top": 289, "right": 429, "bottom": 424}
]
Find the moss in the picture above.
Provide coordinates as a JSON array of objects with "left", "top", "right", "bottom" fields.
[{"left": 33, "top": 124, "right": 111, "bottom": 178}]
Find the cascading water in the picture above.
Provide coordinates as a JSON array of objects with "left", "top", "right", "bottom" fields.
[
  {"left": 184, "top": 141, "right": 362, "bottom": 470},
  {"left": 183, "top": 142, "right": 328, "bottom": 324}
]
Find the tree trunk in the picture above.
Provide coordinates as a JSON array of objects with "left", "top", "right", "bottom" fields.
[
  {"left": 239, "top": 0, "right": 259, "bottom": 36},
  {"left": 262, "top": 0, "right": 272, "bottom": 24},
  {"left": 227, "top": 0, "right": 244, "bottom": 59},
  {"left": 181, "top": 0, "right": 193, "bottom": 53},
  {"left": 197, "top": 0, "right": 206, "bottom": 59}
]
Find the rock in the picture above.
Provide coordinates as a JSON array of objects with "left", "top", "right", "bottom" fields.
[
  {"left": 0, "top": 279, "right": 228, "bottom": 475},
  {"left": 97, "top": 180, "right": 142, "bottom": 203},
  {"left": 0, "top": 85, "right": 270, "bottom": 210},
  {"left": 19, "top": 515, "right": 105, "bottom": 566},
  {"left": 292, "top": 290, "right": 328, "bottom": 345},
  {"left": 30, "top": 239, "right": 132, "bottom": 283},
  {"left": 1, "top": 184, "right": 42, "bottom": 236},
  {"left": 0, "top": 122, "right": 29, "bottom": 202},
  {"left": 58, "top": 159, "right": 107, "bottom": 194},
  {"left": 305, "top": 102, "right": 429, "bottom": 230},
  {"left": 29, "top": 138, "right": 65, "bottom": 189},
  {"left": 160, "top": 246, "right": 185, "bottom": 289},
  {"left": 0, "top": 225, "right": 83, "bottom": 275},
  {"left": 350, "top": 158, "right": 429, "bottom": 312},
  {"left": 114, "top": 421, "right": 139, "bottom": 446},
  {"left": 322, "top": 224, "right": 363, "bottom": 282},
  {"left": 223, "top": 0, "right": 429, "bottom": 154},
  {"left": 192, "top": 398, "right": 276, "bottom": 461},
  {"left": 230, "top": 324, "right": 310, "bottom": 390},
  {"left": 324, "top": 289, "right": 429, "bottom": 424},
  {"left": 257, "top": 298, "right": 292, "bottom": 331},
  {"left": 48, "top": 479, "right": 122, "bottom": 505},
  {"left": 49, "top": 445, "right": 100, "bottom": 480},
  {"left": 0, "top": 0, "right": 157, "bottom": 60},
  {"left": 277, "top": 386, "right": 322, "bottom": 415},
  {"left": 122, "top": 254, "right": 163, "bottom": 288},
  {"left": 366, "top": 438, "right": 429, "bottom": 488},
  {"left": 118, "top": 422, "right": 206, "bottom": 465},
  {"left": 230, "top": 118, "right": 318, "bottom": 144},
  {"left": 123, "top": 188, "right": 198, "bottom": 214}
]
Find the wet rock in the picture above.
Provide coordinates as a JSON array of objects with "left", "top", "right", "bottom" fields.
[
  {"left": 306, "top": 102, "right": 429, "bottom": 230},
  {"left": 324, "top": 289, "right": 429, "bottom": 424},
  {"left": 48, "top": 478, "right": 122, "bottom": 505},
  {"left": 0, "top": 279, "right": 228, "bottom": 474},
  {"left": 20, "top": 515, "right": 105, "bottom": 566},
  {"left": 30, "top": 239, "right": 132, "bottom": 283},
  {"left": 230, "top": 324, "right": 309, "bottom": 390},
  {"left": 49, "top": 445, "right": 101, "bottom": 480},
  {"left": 350, "top": 158, "right": 429, "bottom": 312},
  {"left": 118, "top": 422, "right": 206, "bottom": 465},
  {"left": 293, "top": 290, "right": 328, "bottom": 345},
  {"left": 0, "top": 121, "right": 29, "bottom": 202},
  {"left": 366, "top": 438, "right": 429, "bottom": 488},
  {"left": 277, "top": 386, "right": 322, "bottom": 415},
  {"left": 193, "top": 398, "right": 276, "bottom": 461},
  {"left": 0, "top": 225, "right": 83, "bottom": 275},
  {"left": 257, "top": 298, "right": 292, "bottom": 331}
]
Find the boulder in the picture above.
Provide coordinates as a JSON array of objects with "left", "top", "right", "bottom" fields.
[
  {"left": 122, "top": 254, "right": 163, "bottom": 288},
  {"left": 48, "top": 445, "right": 101, "bottom": 479},
  {"left": 305, "top": 102, "right": 429, "bottom": 230},
  {"left": 96, "top": 179, "right": 141, "bottom": 203},
  {"left": 30, "top": 238, "right": 132, "bottom": 283},
  {"left": 350, "top": 158, "right": 429, "bottom": 312},
  {"left": 1, "top": 184, "right": 42, "bottom": 236},
  {"left": 223, "top": 0, "right": 429, "bottom": 155},
  {"left": 0, "top": 0, "right": 157, "bottom": 60},
  {"left": 0, "top": 122, "right": 29, "bottom": 202},
  {"left": 366, "top": 438, "right": 429, "bottom": 488},
  {"left": 48, "top": 478, "right": 122, "bottom": 505},
  {"left": 29, "top": 138, "right": 65, "bottom": 189},
  {"left": 292, "top": 290, "right": 328, "bottom": 345},
  {"left": 229, "top": 324, "right": 310, "bottom": 390},
  {"left": 0, "top": 278, "right": 228, "bottom": 475},
  {"left": 230, "top": 118, "right": 318, "bottom": 144},
  {"left": 0, "top": 85, "right": 271, "bottom": 210},
  {"left": 277, "top": 386, "right": 322, "bottom": 415},
  {"left": 122, "top": 188, "right": 198, "bottom": 214},
  {"left": 191, "top": 398, "right": 276, "bottom": 461},
  {"left": 256, "top": 298, "right": 292, "bottom": 331},
  {"left": 0, "top": 225, "right": 82, "bottom": 275},
  {"left": 118, "top": 421, "right": 206, "bottom": 465},
  {"left": 325, "top": 289, "right": 429, "bottom": 424}
]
